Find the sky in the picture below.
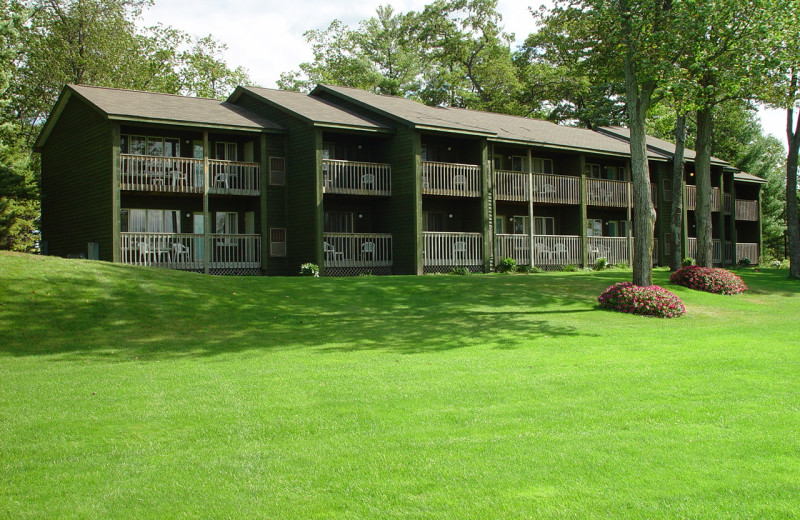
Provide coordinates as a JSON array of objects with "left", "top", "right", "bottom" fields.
[{"left": 137, "top": 0, "right": 791, "bottom": 148}]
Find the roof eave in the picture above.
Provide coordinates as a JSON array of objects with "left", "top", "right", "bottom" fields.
[{"left": 106, "top": 115, "right": 282, "bottom": 133}]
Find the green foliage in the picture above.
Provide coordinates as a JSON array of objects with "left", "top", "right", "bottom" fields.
[
  {"left": 682, "top": 258, "right": 696, "bottom": 267},
  {"left": 496, "top": 257, "right": 516, "bottom": 273},
  {"left": 516, "top": 265, "right": 543, "bottom": 274},
  {"left": 298, "top": 263, "right": 319, "bottom": 277},
  {"left": 448, "top": 266, "right": 470, "bottom": 275},
  {"left": 670, "top": 265, "right": 748, "bottom": 294},
  {"left": 593, "top": 256, "right": 608, "bottom": 271},
  {"left": 738, "top": 258, "right": 752, "bottom": 268},
  {"left": 598, "top": 282, "right": 686, "bottom": 318},
  {"left": 561, "top": 263, "right": 578, "bottom": 272}
]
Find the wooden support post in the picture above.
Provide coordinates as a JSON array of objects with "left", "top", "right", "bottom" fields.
[
  {"left": 681, "top": 178, "right": 689, "bottom": 260},
  {"left": 111, "top": 124, "right": 121, "bottom": 263},
  {"left": 527, "top": 148, "right": 535, "bottom": 268},
  {"left": 203, "top": 131, "right": 210, "bottom": 274},
  {"left": 480, "top": 139, "right": 491, "bottom": 273},
  {"left": 579, "top": 154, "right": 588, "bottom": 268},
  {"left": 627, "top": 160, "right": 633, "bottom": 266},
  {"left": 260, "top": 134, "right": 269, "bottom": 273}
]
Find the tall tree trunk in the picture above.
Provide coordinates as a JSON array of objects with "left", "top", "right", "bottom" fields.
[
  {"left": 670, "top": 112, "right": 686, "bottom": 271},
  {"left": 695, "top": 106, "right": 714, "bottom": 268},
  {"left": 786, "top": 105, "right": 800, "bottom": 279},
  {"left": 623, "top": 58, "right": 656, "bottom": 286}
]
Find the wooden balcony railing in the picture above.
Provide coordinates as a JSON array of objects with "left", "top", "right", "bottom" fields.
[
  {"left": 724, "top": 194, "right": 733, "bottom": 215},
  {"left": 120, "top": 232, "right": 204, "bottom": 269},
  {"left": 322, "top": 233, "right": 392, "bottom": 268},
  {"left": 210, "top": 234, "right": 261, "bottom": 268},
  {"left": 423, "top": 232, "right": 483, "bottom": 266},
  {"left": 687, "top": 237, "right": 723, "bottom": 263},
  {"left": 685, "top": 186, "right": 721, "bottom": 212},
  {"left": 533, "top": 235, "right": 582, "bottom": 266},
  {"left": 735, "top": 199, "right": 759, "bottom": 221},
  {"left": 323, "top": 160, "right": 391, "bottom": 196},
  {"left": 120, "top": 154, "right": 204, "bottom": 193},
  {"left": 586, "top": 178, "right": 630, "bottom": 207},
  {"left": 587, "top": 236, "right": 630, "bottom": 265},
  {"left": 736, "top": 243, "right": 759, "bottom": 264},
  {"left": 493, "top": 171, "right": 581, "bottom": 204},
  {"left": 208, "top": 160, "right": 260, "bottom": 196},
  {"left": 496, "top": 234, "right": 530, "bottom": 265},
  {"left": 422, "top": 161, "right": 481, "bottom": 197}
]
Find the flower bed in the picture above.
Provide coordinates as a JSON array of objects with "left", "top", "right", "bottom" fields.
[
  {"left": 669, "top": 265, "right": 747, "bottom": 295},
  {"left": 598, "top": 282, "right": 685, "bottom": 318}
]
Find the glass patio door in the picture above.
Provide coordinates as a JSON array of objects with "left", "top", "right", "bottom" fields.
[{"left": 193, "top": 213, "right": 204, "bottom": 261}]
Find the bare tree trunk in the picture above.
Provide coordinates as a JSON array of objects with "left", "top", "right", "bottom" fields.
[
  {"left": 695, "top": 106, "right": 714, "bottom": 268},
  {"left": 670, "top": 112, "right": 686, "bottom": 271},
  {"left": 786, "top": 106, "right": 800, "bottom": 279}
]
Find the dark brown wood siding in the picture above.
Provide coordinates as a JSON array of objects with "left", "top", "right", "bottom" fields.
[
  {"left": 40, "top": 97, "right": 113, "bottom": 260},
  {"left": 384, "top": 126, "right": 421, "bottom": 274}
]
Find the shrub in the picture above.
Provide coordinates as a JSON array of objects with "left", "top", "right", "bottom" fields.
[
  {"left": 611, "top": 262, "right": 630, "bottom": 270},
  {"left": 496, "top": 257, "right": 517, "bottom": 273},
  {"left": 738, "top": 258, "right": 752, "bottom": 268},
  {"left": 682, "top": 257, "right": 695, "bottom": 267},
  {"left": 561, "top": 263, "right": 578, "bottom": 272},
  {"left": 299, "top": 263, "right": 319, "bottom": 277},
  {"left": 517, "top": 265, "right": 543, "bottom": 274},
  {"left": 449, "top": 266, "right": 470, "bottom": 275},
  {"left": 770, "top": 260, "right": 782, "bottom": 268},
  {"left": 593, "top": 256, "right": 609, "bottom": 271},
  {"left": 598, "top": 282, "right": 685, "bottom": 318},
  {"left": 669, "top": 265, "right": 747, "bottom": 295}
]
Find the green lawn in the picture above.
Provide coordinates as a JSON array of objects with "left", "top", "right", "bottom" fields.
[{"left": 1, "top": 252, "right": 799, "bottom": 519}]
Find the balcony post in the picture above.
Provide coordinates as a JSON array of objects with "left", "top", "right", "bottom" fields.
[
  {"left": 527, "top": 148, "right": 535, "bottom": 267},
  {"left": 728, "top": 175, "right": 737, "bottom": 260},
  {"left": 203, "top": 131, "right": 210, "bottom": 274},
  {"left": 259, "top": 134, "right": 269, "bottom": 273},
  {"left": 480, "top": 140, "right": 491, "bottom": 272},
  {"left": 627, "top": 177, "right": 633, "bottom": 266},
  {"left": 758, "top": 185, "right": 763, "bottom": 263},
  {"left": 717, "top": 171, "right": 726, "bottom": 262},
  {"left": 681, "top": 177, "right": 689, "bottom": 261},
  {"left": 579, "top": 154, "right": 588, "bottom": 268},
  {"left": 111, "top": 123, "right": 121, "bottom": 263}
]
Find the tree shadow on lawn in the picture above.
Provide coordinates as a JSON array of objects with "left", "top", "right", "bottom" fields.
[{"left": 0, "top": 260, "right": 607, "bottom": 360}]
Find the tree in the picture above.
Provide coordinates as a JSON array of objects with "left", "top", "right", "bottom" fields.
[{"left": 536, "top": 0, "right": 680, "bottom": 286}]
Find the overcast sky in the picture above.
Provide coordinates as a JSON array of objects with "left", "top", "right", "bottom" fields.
[{"left": 137, "top": 0, "right": 790, "bottom": 147}]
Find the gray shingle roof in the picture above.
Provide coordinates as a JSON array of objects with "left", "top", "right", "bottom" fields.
[
  {"left": 315, "top": 84, "right": 664, "bottom": 158},
  {"left": 733, "top": 171, "right": 767, "bottom": 184},
  {"left": 598, "top": 126, "right": 730, "bottom": 166},
  {"left": 68, "top": 84, "right": 281, "bottom": 131},
  {"left": 234, "top": 87, "right": 390, "bottom": 130}
]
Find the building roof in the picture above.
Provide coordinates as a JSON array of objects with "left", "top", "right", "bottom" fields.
[
  {"left": 36, "top": 84, "right": 282, "bottom": 149},
  {"left": 597, "top": 126, "right": 730, "bottom": 167},
  {"left": 314, "top": 84, "right": 666, "bottom": 158},
  {"left": 231, "top": 87, "right": 391, "bottom": 132},
  {"left": 734, "top": 171, "right": 767, "bottom": 184}
]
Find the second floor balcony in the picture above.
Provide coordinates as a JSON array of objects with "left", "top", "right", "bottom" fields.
[
  {"left": 735, "top": 199, "right": 759, "bottom": 221},
  {"left": 494, "top": 171, "right": 581, "bottom": 204},
  {"left": 422, "top": 161, "right": 481, "bottom": 197},
  {"left": 685, "top": 185, "right": 722, "bottom": 212},
  {"left": 322, "top": 160, "right": 391, "bottom": 196},
  {"left": 120, "top": 154, "right": 260, "bottom": 196}
]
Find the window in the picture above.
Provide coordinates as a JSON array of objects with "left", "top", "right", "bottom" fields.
[
  {"left": 270, "top": 228, "right": 287, "bottom": 257},
  {"left": 511, "top": 156, "right": 526, "bottom": 172},
  {"left": 215, "top": 212, "right": 239, "bottom": 234},
  {"left": 122, "top": 209, "right": 181, "bottom": 233},
  {"left": 604, "top": 165, "right": 626, "bottom": 180},
  {"left": 586, "top": 218, "right": 602, "bottom": 237},
  {"left": 495, "top": 216, "right": 504, "bottom": 234},
  {"left": 121, "top": 135, "right": 179, "bottom": 157},
  {"left": 512, "top": 215, "right": 530, "bottom": 235},
  {"left": 493, "top": 155, "right": 503, "bottom": 169},
  {"left": 534, "top": 216, "right": 555, "bottom": 236},
  {"left": 585, "top": 163, "right": 601, "bottom": 178},
  {"left": 421, "top": 144, "right": 428, "bottom": 161},
  {"left": 607, "top": 220, "right": 620, "bottom": 237},
  {"left": 216, "top": 142, "right": 237, "bottom": 161},
  {"left": 619, "top": 220, "right": 629, "bottom": 238},
  {"left": 531, "top": 157, "right": 554, "bottom": 174},
  {"left": 423, "top": 212, "right": 444, "bottom": 232},
  {"left": 662, "top": 178, "right": 673, "bottom": 202},
  {"left": 269, "top": 157, "right": 286, "bottom": 186},
  {"left": 323, "top": 142, "right": 336, "bottom": 161},
  {"left": 324, "top": 211, "right": 353, "bottom": 233}
]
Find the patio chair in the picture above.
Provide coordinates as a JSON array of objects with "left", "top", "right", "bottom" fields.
[
  {"left": 453, "top": 174, "right": 467, "bottom": 190},
  {"left": 535, "top": 243, "right": 552, "bottom": 262},
  {"left": 360, "top": 241, "right": 375, "bottom": 261},
  {"left": 453, "top": 241, "right": 467, "bottom": 261},
  {"left": 171, "top": 242, "right": 190, "bottom": 263},
  {"left": 136, "top": 241, "right": 151, "bottom": 265},
  {"left": 324, "top": 242, "right": 344, "bottom": 262},
  {"left": 361, "top": 173, "right": 375, "bottom": 190},
  {"left": 538, "top": 183, "right": 557, "bottom": 198},
  {"left": 552, "top": 242, "right": 568, "bottom": 262}
]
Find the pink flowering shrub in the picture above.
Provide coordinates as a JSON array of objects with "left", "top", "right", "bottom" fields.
[
  {"left": 669, "top": 265, "right": 747, "bottom": 295},
  {"left": 598, "top": 282, "right": 685, "bottom": 318}
]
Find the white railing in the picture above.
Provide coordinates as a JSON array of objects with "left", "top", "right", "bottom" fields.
[
  {"left": 422, "top": 161, "right": 481, "bottom": 197},
  {"left": 210, "top": 234, "right": 261, "bottom": 268},
  {"left": 736, "top": 199, "right": 759, "bottom": 221},
  {"left": 586, "top": 178, "right": 630, "bottom": 207},
  {"left": 423, "top": 232, "right": 483, "bottom": 266},
  {"left": 494, "top": 171, "right": 529, "bottom": 201},
  {"left": 323, "top": 160, "right": 391, "bottom": 196},
  {"left": 208, "top": 159, "right": 260, "bottom": 195},
  {"left": 685, "top": 186, "right": 722, "bottom": 212},
  {"left": 724, "top": 241, "right": 734, "bottom": 264},
  {"left": 587, "top": 236, "right": 630, "bottom": 265},
  {"left": 533, "top": 173, "right": 580, "bottom": 204},
  {"left": 322, "top": 233, "right": 393, "bottom": 268},
  {"left": 687, "top": 237, "right": 723, "bottom": 263},
  {"left": 736, "top": 243, "right": 759, "bottom": 264},
  {"left": 495, "top": 234, "right": 530, "bottom": 266},
  {"left": 120, "top": 154, "right": 204, "bottom": 193},
  {"left": 533, "top": 235, "right": 582, "bottom": 266},
  {"left": 120, "top": 233, "right": 204, "bottom": 269}
]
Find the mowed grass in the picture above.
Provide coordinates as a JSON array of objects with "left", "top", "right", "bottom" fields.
[{"left": 1, "top": 252, "right": 799, "bottom": 519}]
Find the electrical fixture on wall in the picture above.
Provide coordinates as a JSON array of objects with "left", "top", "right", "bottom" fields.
[
  {"left": 448, "top": 213, "right": 454, "bottom": 218},
  {"left": 358, "top": 214, "right": 363, "bottom": 219}
]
